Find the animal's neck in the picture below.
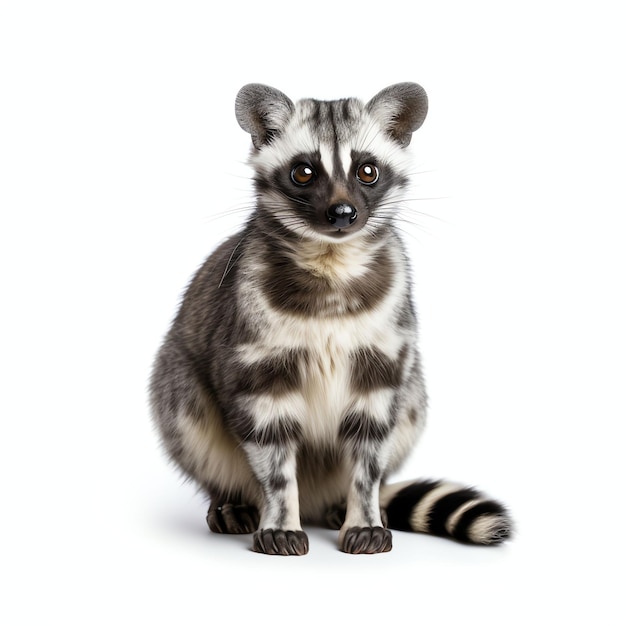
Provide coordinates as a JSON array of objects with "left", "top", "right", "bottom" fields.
[
  {"left": 248, "top": 220, "right": 396, "bottom": 317},
  {"left": 288, "top": 237, "right": 383, "bottom": 284},
  {"left": 255, "top": 214, "right": 388, "bottom": 280}
]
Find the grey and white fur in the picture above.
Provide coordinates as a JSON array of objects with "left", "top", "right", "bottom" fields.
[{"left": 150, "top": 82, "right": 512, "bottom": 555}]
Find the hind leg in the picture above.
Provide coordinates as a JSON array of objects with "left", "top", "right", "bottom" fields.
[
  {"left": 206, "top": 493, "right": 260, "bottom": 534},
  {"left": 325, "top": 504, "right": 346, "bottom": 530},
  {"left": 206, "top": 487, "right": 259, "bottom": 535}
]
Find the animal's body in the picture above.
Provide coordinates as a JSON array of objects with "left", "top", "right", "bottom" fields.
[{"left": 150, "top": 83, "right": 512, "bottom": 555}]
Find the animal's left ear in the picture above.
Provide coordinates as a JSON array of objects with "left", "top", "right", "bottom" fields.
[{"left": 366, "top": 83, "right": 428, "bottom": 147}]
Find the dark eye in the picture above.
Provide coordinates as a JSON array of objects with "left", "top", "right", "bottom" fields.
[
  {"left": 290, "top": 163, "right": 316, "bottom": 186},
  {"left": 356, "top": 163, "right": 379, "bottom": 185}
]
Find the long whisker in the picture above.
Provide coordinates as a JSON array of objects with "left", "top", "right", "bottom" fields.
[{"left": 218, "top": 234, "right": 248, "bottom": 288}]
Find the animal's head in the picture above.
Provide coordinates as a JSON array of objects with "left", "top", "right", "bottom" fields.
[{"left": 236, "top": 83, "right": 428, "bottom": 243}]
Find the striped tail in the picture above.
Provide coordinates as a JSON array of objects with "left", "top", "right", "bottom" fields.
[{"left": 380, "top": 479, "right": 512, "bottom": 545}]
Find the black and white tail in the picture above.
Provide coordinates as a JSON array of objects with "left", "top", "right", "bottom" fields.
[{"left": 381, "top": 480, "right": 512, "bottom": 545}]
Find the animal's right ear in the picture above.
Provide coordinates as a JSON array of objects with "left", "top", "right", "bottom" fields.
[{"left": 235, "top": 84, "right": 295, "bottom": 149}]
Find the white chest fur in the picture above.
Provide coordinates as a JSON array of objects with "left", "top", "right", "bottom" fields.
[{"left": 235, "top": 244, "right": 412, "bottom": 444}]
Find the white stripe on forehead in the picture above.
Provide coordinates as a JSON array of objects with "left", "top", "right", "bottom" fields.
[
  {"left": 339, "top": 144, "right": 352, "bottom": 179},
  {"left": 318, "top": 143, "right": 335, "bottom": 178}
]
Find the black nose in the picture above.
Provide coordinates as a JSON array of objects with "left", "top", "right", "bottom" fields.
[{"left": 326, "top": 203, "right": 357, "bottom": 229}]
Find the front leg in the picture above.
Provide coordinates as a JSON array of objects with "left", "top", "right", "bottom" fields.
[
  {"left": 226, "top": 350, "right": 309, "bottom": 555},
  {"left": 338, "top": 410, "right": 394, "bottom": 554},
  {"left": 241, "top": 425, "right": 308, "bottom": 556}
]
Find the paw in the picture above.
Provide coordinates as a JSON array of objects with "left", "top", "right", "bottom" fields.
[
  {"left": 206, "top": 503, "right": 259, "bottom": 534},
  {"left": 340, "top": 527, "right": 392, "bottom": 554},
  {"left": 252, "top": 529, "right": 309, "bottom": 556}
]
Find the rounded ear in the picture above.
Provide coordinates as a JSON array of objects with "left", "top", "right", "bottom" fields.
[
  {"left": 366, "top": 83, "right": 428, "bottom": 147},
  {"left": 235, "top": 84, "right": 295, "bottom": 149}
]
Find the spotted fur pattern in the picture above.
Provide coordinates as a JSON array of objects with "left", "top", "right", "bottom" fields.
[{"left": 150, "top": 83, "right": 512, "bottom": 555}]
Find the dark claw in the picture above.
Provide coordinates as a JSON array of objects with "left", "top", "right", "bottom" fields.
[
  {"left": 252, "top": 529, "right": 309, "bottom": 556},
  {"left": 340, "top": 527, "right": 392, "bottom": 554},
  {"left": 206, "top": 503, "right": 259, "bottom": 534}
]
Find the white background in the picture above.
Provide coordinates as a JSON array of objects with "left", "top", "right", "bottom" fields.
[{"left": 1, "top": 1, "right": 625, "bottom": 624}]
